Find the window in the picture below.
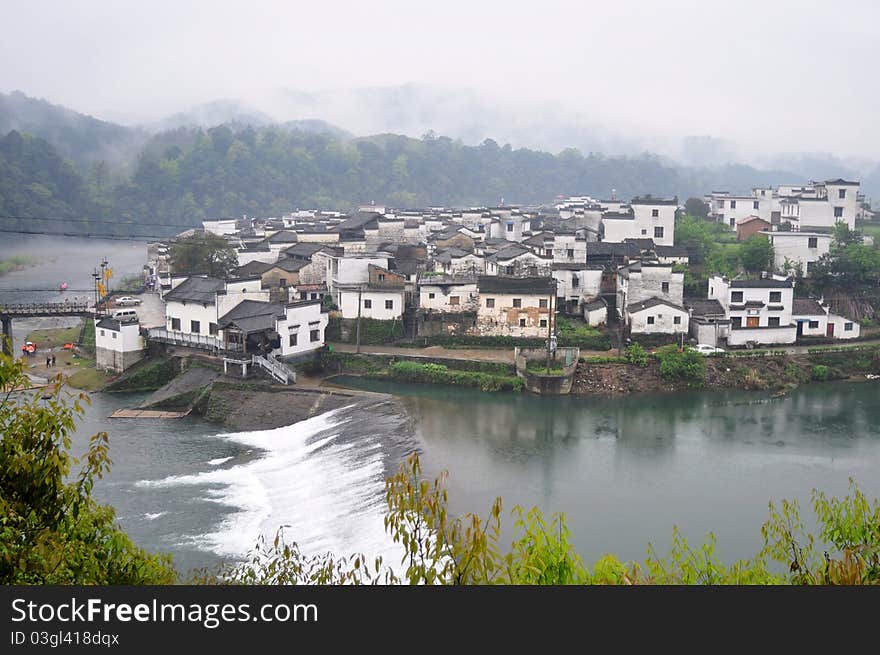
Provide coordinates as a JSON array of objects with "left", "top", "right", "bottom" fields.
[
  {"left": 845, "top": 322, "right": 854, "bottom": 331},
  {"left": 839, "top": 188, "right": 846, "bottom": 199},
  {"left": 279, "top": 278, "right": 287, "bottom": 287},
  {"left": 519, "top": 318, "right": 526, "bottom": 327},
  {"left": 674, "top": 316, "right": 681, "bottom": 325},
  {"left": 540, "top": 319, "right": 547, "bottom": 328},
  {"left": 572, "top": 275, "right": 579, "bottom": 288},
  {"left": 428, "top": 292, "right": 436, "bottom": 299},
  {"left": 112, "top": 332, "right": 117, "bottom": 339},
  {"left": 505, "top": 266, "right": 515, "bottom": 275},
  {"left": 449, "top": 296, "right": 460, "bottom": 306},
  {"left": 100, "top": 330, "right": 105, "bottom": 336},
  {"left": 662, "top": 282, "right": 669, "bottom": 293},
  {"left": 761, "top": 190, "right": 766, "bottom": 197},
  {"left": 486, "top": 298, "right": 495, "bottom": 308},
  {"left": 171, "top": 318, "right": 181, "bottom": 330},
  {"left": 768, "top": 317, "right": 780, "bottom": 327},
  {"left": 731, "top": 291, "right": 743, "bottom": 303},
  {"left": 513, "top": 298, "right": 522, "bottom": 308},
  {"left": 506, "top": 222, "right": 514, "bottom": 232},
  {"left": 539, "top": 298, "right": 548, "bottom": 308},
  {"left": 310, "top": 329, "right": 320, "bottom": 342},
  {"left": 729, "top": 218, "right": 735, "bottom": 227},
  {"left": 769, "top": 291, "right": 781, "bottom": 303},
  {"left": 289, "top": 333, "right": 298, "bottom": 347},
  {"left": 654, "top": 226, "right": 664, "bottom": 239},
  {"left": 808, "top": 237, "right": 818, "bottom": 248},
  {"left": 834, "top": 206, "right": 843, "bottom": 218},
  {"left": 364, "top": 299, "right": 372, "bottom": 309},
  {"left": 641, "top": 229, "right": 647, "bottom": 235},
  {"left": 731, "top": 317, "right": 742, "bottom": 328},
  {"left": 567, "top": 249, "right": 574, "bottom": 258},
  {"left": 647, "top": 316, "right": 655, "bottom": 325},
  {"left": 546, "top": 249, "right": 553, "bottom": 257},
  {"left": 652, "top": 209, "right": 659, "bottom": 217},
  {"left": 808, "top": 321, "right": 819, "bottom": 329},
  {"left": 378, "top": 273, "right": 385, "bottom": 281},
  {"left": 718, "top": 199, "right": 725, "bottom": 208},
  {"left": 753, "top": 201, "right": 760, "bottom": 210},
  {"left": 730, "top": 200, "right": 737, "bottom": 209},
  {"left": 191, "top": 320, "right": 200, "bottom": 334},
  {"left": 385, "top": 299, "right": 393, "bottom": 310},
  {"left": 209, "top": 323, "right": 218, "bottom": 335}
]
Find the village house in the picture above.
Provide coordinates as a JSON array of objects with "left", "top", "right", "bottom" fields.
[
  {"left": 217, "top": 298, "right": 328, "bottom": 359},
  {"left": 522, "top": 231, "right": 587, "bottom": 264},
  {"left": 551, "top": 263, "right": 603, "bottom": 315},
  {"left": 418, "top": 275, "right": 478, "bottom": 313},
  {"left": 326, "top": 252, "right": 391, "bottom": 301},
  {"left": 617, "top": 261, "right": 687, "bottom": 334},
  {"left": 707, "top": 274, "right": 797, "bottom": 346},
  {"left": 433, "top": 247, "right": 485, "bottom": 276},
  {"left": 581, "top": 297, "right": 608, "bottom": 327},
  {"left": 791, "top": 298, "right": 861, "bottom": 340},
  {"left": 475, "top": 276, "right": 555, "bottom": 338},
  {"left": 685, "top": 298, "right": 730, "bottom": 347},
  {"left": 486, "top": 208, "right": 530, "bottom": 242},
  {"left": 336, "top": 264, "right": 406, "bottom": 320},
  {"left": 94, "top": 317, "right": 145, "bottom": 372},
  {"left": 766, "top": 230, "right": 832, "bottom": 276},
  {"left": 601, "top": 197, "right": 677, "bottom": 246},
  {"left": 163, "top": 275, "right": 270, "bottom": 339},
  {"left": 625, "top": 297, "right": 689, "bottom": 335},
  {"left": 736, "top": 215, "right": 771, "bottom": 240},
  {"left": 484, "top": 244, "right": 552, "bottom": 277}
]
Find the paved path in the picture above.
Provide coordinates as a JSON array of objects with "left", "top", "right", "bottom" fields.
[{"left": 329, "top": 342, "right": 616, "bottom": 363}]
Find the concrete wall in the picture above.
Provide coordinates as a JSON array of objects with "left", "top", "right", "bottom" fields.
[
  {"left": 728, "top": 325, "right": 797, "bottom": 346},
  {"left": 277, "top": 303, "right": 328, "bottom": 357},
  {"left": 419, "top": 283, "right": 478, "bottom": 312},
  {"left": 769, "top": 232, "right": 831, "bottom": 275},
  {"left": 338, "top": 288, "right": 404, "bottom": 319}
]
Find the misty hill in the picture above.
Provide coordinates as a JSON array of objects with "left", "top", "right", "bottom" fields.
[{"left": 0, "top": 91, "right": 148, "bottom": 171}]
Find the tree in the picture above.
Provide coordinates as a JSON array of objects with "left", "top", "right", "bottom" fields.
[
  {"left": 740, "top": 234, "right": 774, "bottom": 274},
  {"left": 170, "top": 232, "right": 238, "bottom": 277},
  {"left": 684, "top": 197, "right": 709, "bottom": 218},
  {"left": 0, "top": 349, "right": 176, "bottom": 584}
]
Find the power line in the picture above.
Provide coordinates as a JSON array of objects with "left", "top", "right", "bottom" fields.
[{"left": 0, "top": 214, "right": 201, "bottom": 230}]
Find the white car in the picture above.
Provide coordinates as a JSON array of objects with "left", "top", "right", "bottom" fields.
[
  {"left": 114, "top": 296, "right": 141, "bottom": 306},
  {"left": 694, "top": 344, "right": 725, "bottom": 356}
]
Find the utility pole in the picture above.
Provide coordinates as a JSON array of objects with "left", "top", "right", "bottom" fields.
[
  {"left": 546, "top": 278, "right": 557, "bottom": 374},
  {"left": 355, "top": 284, "right": 363, "bottom": 354}
]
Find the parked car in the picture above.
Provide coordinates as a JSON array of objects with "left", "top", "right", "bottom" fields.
[
  {"left": 694, "top": 344, "right": 725, "bottom": 356},
  {"left": 111, "top": 308, "right": 139, "bottom": 323},
  {"left": 114, "top": 296, "right": 141, "bottom": 306}
]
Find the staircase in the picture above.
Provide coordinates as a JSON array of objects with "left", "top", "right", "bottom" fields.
[{"left": 251, "top": 353, "right": 294, "bottom": 385}]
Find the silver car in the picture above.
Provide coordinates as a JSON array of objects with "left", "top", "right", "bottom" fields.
[{"left": 114, "top": 296, "right": 141, "bottom": 306}]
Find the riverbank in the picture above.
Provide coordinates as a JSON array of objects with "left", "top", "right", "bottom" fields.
[{"left": 21, "top": 322, "right": 110, "bottom": 391}]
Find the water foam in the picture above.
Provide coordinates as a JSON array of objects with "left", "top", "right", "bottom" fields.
[{"left": 137, "top": 407, "right": 401, "bottom": 565}]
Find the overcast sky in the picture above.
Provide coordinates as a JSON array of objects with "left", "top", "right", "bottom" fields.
[{"left": 2, "top": 0, "right": 878, "bottom": 158}]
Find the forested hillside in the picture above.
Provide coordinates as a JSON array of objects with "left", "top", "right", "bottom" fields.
[{"left": 0, "top": 122, "right": 803, "bottom": 236}]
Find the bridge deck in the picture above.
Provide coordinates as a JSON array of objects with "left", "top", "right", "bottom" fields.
[{"left": 0, "top": 302, "right": 93, "bottom": 318}]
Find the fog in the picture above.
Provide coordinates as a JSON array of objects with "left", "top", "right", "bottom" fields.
[{"left": 2, "top": 0, "right": 879, "bottom": 163}]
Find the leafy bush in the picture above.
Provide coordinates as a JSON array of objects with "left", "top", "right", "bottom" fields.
[
  {"left": 384, "top": 361, "right": 523, "bottom": 392},
  {"left": 654, "top": 345, "right": 705, "bottom": 385},
  {"left": 811, "top": 364, "right": 830, "bottom": 381},
  {"left": 625, "top": 343, "right": 649, "bottom": 367}
]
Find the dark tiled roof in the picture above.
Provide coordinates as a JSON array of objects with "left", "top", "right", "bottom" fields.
[
  {"left": 164, "top": 277, "right": 225, "bottom": 304},
  {"left": 792, "top": 298, "right": 825, "bottom": 315},
  {"left": 478, "top": 275, "right": 555, "bottom": 294},
  {"left": 582, "top": 298, "right": 607, "bottom": 311},
  {"left": 630, "top": 196, "right": 678, "bottom": 206},
  {"left": 824, "top": 178, "right": 859, "bottom": 186},
  {"left": 685, "top": 298, "right": 725, "bottom": 316},
  {"left": 236, "top": 261, "right": 272, "bottom": 277},
  {"left": 627, "top": 297, "right": 687, "bottom": 313},
  {"left": 419, "top": 275, "right": 477, "bottom": 287},
  {"left": 587, "top": 242, "right": 640, "bottom": 257},
  {"left": 273, "top": 258, "right": 310, "bottom": 273},
  {"left": 624, "top": 238, "right": 656, "bottom": 250},
  {"left": 217, "top": 300, "right": 284, "bottom": 333},
  {"left": 96, "top": 317, "right": 122, "bottom": 330},
  {"left": 265, "top": 230, "right": 299, "bottom": 243},
  {"left": 655, "top": 245, "right": 689, "bottom": 256}
]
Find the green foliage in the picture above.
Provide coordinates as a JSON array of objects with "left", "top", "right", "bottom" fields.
[
  {"left": 418, "top": 332, "right": 611, "bottom": 350},
  {"left": 811, "top": 222, "right": 880, "bottom": 291},
  {"left": 555, "top": 316, "right": 598, "bottom": 339},
  {"left": 739, "top": 233, "right": 774, "bottom": 274},
  {"left": 0, "top": 350, "right": 176, "bottom": 584},
  {"left": 326, "top": 316, "right": 404, "bottom": 345},
  {"left": 0, "top": 255, "right": 35, "bottom": 275},
  {"left": 580, "top": 355, "right": 627, "bottom": 365},
  {"left": 654, "top": 345, "right": 706, "bottom": 385},
  {"left": 810, "top": 364, "right": 830, "bottom": 381},
  {"left": 105, "top": 356, "right": 180, "bottom": 392},
  {"left": 170, "top": 232, "right": 238, "bottom": 278},
  {"left": 684, "top": 197, "right": 709, "bottom": 219},
  {"left": 624, "top": 343, "right": 649, "bottom": 367},
  {"left": 384, "top": 361, "right": 523, "bottom": 392}
]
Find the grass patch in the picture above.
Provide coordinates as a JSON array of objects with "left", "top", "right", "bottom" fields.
[
  {"left": 382, "top": 361, "right": 523, "bottom": 392},
  {"left": 0, "top": 255, "right": 36, "bottom": 275},
  {"left": 105, "top": 357, "right": 180, "bottom": 392},
  {"left": 25, "top": 325, "right": 82, "bottom": 349},
  {"left": 66, "top": 367, "right": 112, "bottom": 391},
  {"left": 525, "top": 360, "right": 565, "bottom": 375}
]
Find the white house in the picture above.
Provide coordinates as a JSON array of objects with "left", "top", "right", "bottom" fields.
[
  {"left": 629, "top": 197, "right": 676, "bottom": 246},
  {"left": 475, "top": 276, "right": 555, "bottom": 338},
  {"left": 708, "top": 275, "right": 797, "bottom": 346},
  {"left": 418, "top": 276, "right": 479, "bottom": 313},
  {"left": 326, "top": 253, "right": 390, "bottom": 300},
  {"left": 791, "top": 298, "right": 861, "bottom": 340},
  {"left": 626, "top": 298, "right": 689, "bottom": 335},
  {"left": 766, "top": 230, "right": 832, "bottom": 276},
  {"left": 617, "top": 262, "right": 684, "bottom": 317},
  {"left": 337, "top": 287, "right": 405, "bottom": 320},
  {"left": 94, "top": 318, "right": 145, "bottom": 372},
  {"left": 216, "top": 298, "right": 328, "bottom": 358},
  {"left": 582, "top": 297, "right": 608, "bottom": 327},
  {"left": 484, "top": 245, "right": 552, "bottom": 276},
  {"left": 551, "top": 264, "right": 603, "bottom": 315},
  {"left": 202, "top": 219, "right": 239, "bottom": 236},
  {"left": 163, "top": 276, "right": 270, "bottom": 338},
  {"left": 433, "top": 248, "right": 485, "bottom": 276}
]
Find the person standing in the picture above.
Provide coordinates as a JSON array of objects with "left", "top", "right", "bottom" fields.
[{"left": 47, "top": 355, "right": 52, "bottom": 368}]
